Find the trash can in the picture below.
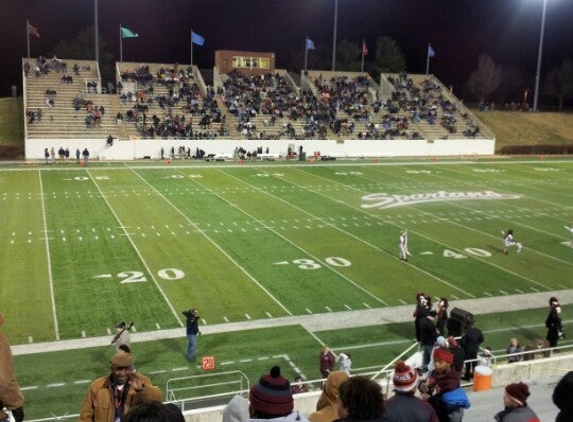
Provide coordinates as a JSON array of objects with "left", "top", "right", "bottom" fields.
[
  {"left": 473, "top": 365, "right": 493, "bottom": 391},
  {"left": 447, "top": 307, "right": 474, "bottom": 336}
]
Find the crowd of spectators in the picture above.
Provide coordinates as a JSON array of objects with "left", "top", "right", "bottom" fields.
[{"left": 118, "top": 64, "right": 225, "bottom": 139}]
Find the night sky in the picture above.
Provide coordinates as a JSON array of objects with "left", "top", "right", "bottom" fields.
[{"left": 1, "top": 0, "right": 572, "bottom": 99}]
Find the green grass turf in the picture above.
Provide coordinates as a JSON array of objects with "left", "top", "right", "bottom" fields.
[
  {"left": 0, "top": 158, "right": 572, "bottom": 419},
  {"left": 12, "top": 304, "right": 573, "bottom": 420}
]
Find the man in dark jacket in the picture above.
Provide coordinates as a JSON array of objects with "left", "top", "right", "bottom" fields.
[
  {"left": 182, "top": 308, "right": 201, "bottom": 361},
  {"left": 553, "top": 371, "right": 573, "bottom": 422},
  {"left": 461, "top": 321, "right": 483, "bottom": 380},
  {"left": 420, "top": 311, "right": 438, "bottom": 372}
]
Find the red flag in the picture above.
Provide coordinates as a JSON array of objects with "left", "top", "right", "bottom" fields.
[
  {"left": 27, "top": 21, "right": 40, "bottom": 37},
  {"left": 362, "top": 40, "right": 368, "bottom": 56}
]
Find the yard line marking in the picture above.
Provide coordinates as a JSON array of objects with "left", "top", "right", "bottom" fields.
[
  {"left": 20, "top": 386, "right": 38, "bottom": 391},
  {"left": 265, "top": 312, "right": 273, "bottom": 318},
  {"left": 106, "top": 328, "right": 111, "bottom": 335},
  {"left": 515, "top": 289, "right": 524, "bottom": 294},
  {"left": 28, "top": 336, "right": 33, "bottom": 343},
  {"left": 151, "top": 173, "right": 295, "bottom": 317},
  {"left": 306, "top": 308, "right": 313, "bottom": 314},
  {"left": 483, "top": 292, "right": 492, "bottom": 297},
  {"left": 87, "top": 170, "right": 184, "bottom": 327},
  {"left": 240, "top": 359, "right": 252, "bottom": 363},
  {"left": 218, "top": 170, "right": 390, "bottom": 306},
  {"left": 325, "top": 306, "right": 332, "bottom": 312},
  {"left": 245, "top": 314, "right": 252, "bottom": 320},
  {"left": 149, "top": 370, "right": 167, "bottom": 374},
  {"left": 363, "top": 303, "right": 371, "bottom": 308},
  {"left": 258, "top": 356, "right": 270, "bottom": 360},
  {"left": 47, "top": 383, "right": 66, "bottom": 388},
  {"left": 172, "top": 367, "right": 187, "bottom": 372},
  {"left": 155, "top": 323, "right": 161, "bottom": 329},
  {"left": 399, "top": 299, "right": 408, "bottom": 305},
  {"left": 223, "top": 316, "right": 229, "bottom": 322},
  {"left": 81, "top": 331, "right": 86, "bottom": 337},
  {"left": 499, "top": 290, "right": 509, "bottom": 295},
  {"left": 344, "top": 305, "right": 352, "bottom": 310},
  {"left": 74, "top": 380, "right": 91, "bottom": 384},
  {"left": 39, "top": 171, "right": 60, "bottom": 340}
]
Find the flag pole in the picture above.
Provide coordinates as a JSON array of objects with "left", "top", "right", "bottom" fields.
[
  {"left": 425, "top": 43, "right": 430, "bottom": 75},
  {"left": 304, "top": 37, "right": 309, "bottom": 71},
  {"left": 120, "top": 26, "right": 123, "bottom": 62},
  {"left": 361, "top": 39, "right": 365, "bottom": 73},
  {"left": 26, "top": 19, "right": 31, "bottom": 58},
  {"left": 190, "top": 29, "right": 194, "bottom": 66}
]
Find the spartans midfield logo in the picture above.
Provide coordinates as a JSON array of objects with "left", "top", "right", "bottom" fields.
[{"left": 361, "top": 190, "right": 522, "bottom": 209}]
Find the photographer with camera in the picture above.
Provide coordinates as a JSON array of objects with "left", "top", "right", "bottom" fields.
[{"left": 182, "top": 309, "right": 201, "bottom": 361}]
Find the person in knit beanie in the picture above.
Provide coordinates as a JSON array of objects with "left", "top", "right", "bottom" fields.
[
  {"left": 308, "top": 371, "right": 348, "bottom": 422},
  {"left": 0, "top": 312, "right": 24, "bottom": 422},
  {"left": 249, "top": 366, "right": 308, "bottom": 422},
  {"left": 494, "top": 382, "right": 540, "bottom": 422},
  {"left": 384, "top": 361, "right": 438, "bottom": 422}
]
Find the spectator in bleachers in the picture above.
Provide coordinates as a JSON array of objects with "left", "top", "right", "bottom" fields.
[
  {"left": 384, "top": 361, "right": 438, "bottom": 422},
  {"left": 494, "top": 382, "right": 539, "bottom": 422},
  {"left": 78, "top": 353, "right": 162, "bottom": 422},
  {"left": 336, "top": 376, "right": 385, "bottom": 422},
  {"left": 247, "top": 365, "right": 309, "bottom": 422},
  {"left": 308, "top": 371, "right": 348, "bottom": 422},
  {"left": 553, "top": 371, "right": 573, "bottom": 422}
]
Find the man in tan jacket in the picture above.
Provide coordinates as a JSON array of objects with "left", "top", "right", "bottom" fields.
[
  {"left": 79, "top": 353, "right": 162, "bottom": 422},
  {"left": 0, "top": 313, "right": 24, "bottom": 422}
]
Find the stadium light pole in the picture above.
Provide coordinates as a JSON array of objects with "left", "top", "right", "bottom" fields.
[
  {"left": 532, "top": 0, "right": 548, "bottom": 112},
  {"left": 94, "top": 0, "right": 99, "bottom": 65},
  {"left": 332, "top": 0, "right": 338, "bottom": 71}
]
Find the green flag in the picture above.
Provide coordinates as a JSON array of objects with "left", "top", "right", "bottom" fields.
[{"left": 121, "top": 26, "right": 138, "bottom": 39}]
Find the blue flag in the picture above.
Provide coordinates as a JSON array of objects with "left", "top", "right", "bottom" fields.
[
  {"left": 192, "top": 32, "right": 205, "bottom": 46},
  {"left": 306, "top": 37, "right": 315, "bottom": 50},
  {"left": 428, "top": 44, "right": 435, "bottom": 58},
  {"left": 121, "top": 26, "right": 139, "bottom": 39}
]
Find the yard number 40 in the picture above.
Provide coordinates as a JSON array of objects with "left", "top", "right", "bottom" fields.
[{"left": 443, "top": 248, "right": 492, "bottom": 259}]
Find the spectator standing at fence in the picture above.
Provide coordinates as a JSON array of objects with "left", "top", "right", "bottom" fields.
[
  {"left": 420, "top": 311, "right": 438, "bottom": 372},
  {"left": 436, "top": 298, "right": 448, "bottom": 336},
  {"left": 494, "top": 382, "right": 539, "bottom": 422},
  {"left": 385, "top": 361, "right": 438, "bottom": 422},
  {"left": 319, "top": 345, "right": 335, "bottom": 378},
  {"left": 0, "top": 312, "right": 25, "bottom": 422},
  {"left": 82, "top": 148, "right": 90, "bottom": 166},
  {"left": 78, "top": 353, "right": 162, "bottom": 422},
  {"left": 308, "top": 371, "right": 348, "bottom": 422},
  {"left": 111, "top": 322, "right": 131, "bottom": 354},
  {"left": 460, "top": 320, "right": 483, "bottom": 381},
  {"left": 182, "top": 308, "right": 201, "bottom": 361},
  {"left": 553, "top": 371, "right": 573, "bottom": 422}
]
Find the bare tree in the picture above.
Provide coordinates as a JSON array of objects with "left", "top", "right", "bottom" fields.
[
  {"left": 467, "top": 54, "right": 502, "bottom": 105},
  {"left": 544, "top": 58, "right": 573, "bottom": 111}
]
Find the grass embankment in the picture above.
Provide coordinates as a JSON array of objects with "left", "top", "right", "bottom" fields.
[{"left": 475, "top": 110, "right": 573, "bottom": 151}]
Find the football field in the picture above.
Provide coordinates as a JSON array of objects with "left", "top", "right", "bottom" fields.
[{"left": 1, "top": 157, "right": 572, "bottom": 344}]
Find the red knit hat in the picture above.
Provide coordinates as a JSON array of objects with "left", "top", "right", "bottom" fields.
[
  {"left": 447, "top": 336, "right": 458, "bottom": 348},
  {"left": 249, "top": 366, "right": 293, "bottom": 416},
  {"left": 393, "top": 361, "right": 418, "bottom": 392},
  {"left": 433, "top": 348, "right": 454, "bottom": 365},
  {"left": 505, "top": 382, "right": 530, "bottom": 406}
]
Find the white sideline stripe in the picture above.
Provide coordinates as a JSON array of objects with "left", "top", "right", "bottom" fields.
[
  {"left": 39, "top": 171, "right": 60, "bottom": 340},
  {"left": 89, "top": 170, "right": 183, "bottom": 328}
]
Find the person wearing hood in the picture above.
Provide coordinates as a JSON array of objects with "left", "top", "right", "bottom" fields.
[{"left": 308, "top": 371, "right": 349, "bottom": 422}]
